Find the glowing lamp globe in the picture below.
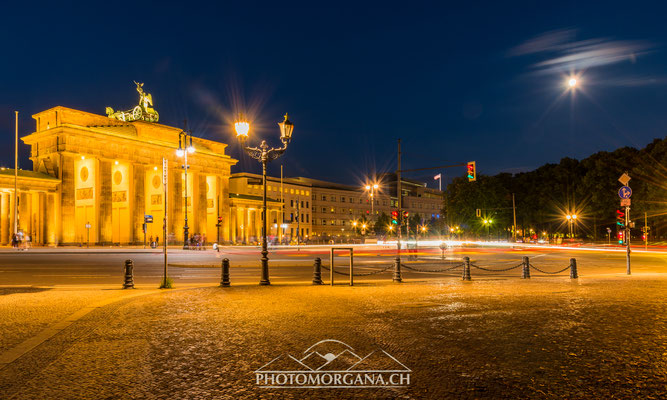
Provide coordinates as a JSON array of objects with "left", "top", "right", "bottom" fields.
[
  {"left": 278, "top": 113, "right": 294, "bottom": 142},
  {"left": 235, "top": 121, "right": 250, "bottom": 140}
]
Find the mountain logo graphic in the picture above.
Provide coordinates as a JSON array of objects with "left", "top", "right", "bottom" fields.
[{"left": 255, "top": 339, "right": 411, "bottom": 388}]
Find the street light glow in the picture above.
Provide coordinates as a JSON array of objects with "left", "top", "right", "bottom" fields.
[
  {"left": 568, "top": 78, "right": 577, "bottom": 87},
  {"left": 235, "top": 120, "right": 250, "bottom": 139},
  {"left": 365, "top": 185, "right": 371, "bottom": 190}
]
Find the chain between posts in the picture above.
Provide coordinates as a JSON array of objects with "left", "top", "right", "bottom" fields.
[
  {"left": 470, "top": 263, "right": 524, "bottom": 272},
  {"left": 401, "top": 263, "right": 465, "bottom": 273},
  {"left": 528, "top": 264, "right": 571, "bottom": 274},
  {"left": 321, "top": 264, "right": 394, "bottom": 276}
]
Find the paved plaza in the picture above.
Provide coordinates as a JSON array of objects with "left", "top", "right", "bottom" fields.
[{"left": 0, "top": 245, "right": 666, "bottom": 399}]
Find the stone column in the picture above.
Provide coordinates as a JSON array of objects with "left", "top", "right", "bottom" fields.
[
  {"left": 19, "top": 192, "right": 30, "bottom": 239},
  {"left": 133, "top": 164, "right": 146, "bottom": 244},
  {"left": 60, "top": 155, "right": 76, "bottom": 244},
  {"left": 99, "top": 160, "right": 112, "bottom": 244},
  {"left": 170, "top": 169, "right": 183, "bottom": 243},
  {"left": 0, "top": 193, "right": 8, "bottom": 244},
  {"left": 38, "top": 192, "right": 46, "bottom": 245},
  {"left": 243, "top": 207, "right": 249, "bottom": 244},
  {"left": 230, "top": 206, "right": 237, "bottom": 243},
  {"left": 197, "top": 173, "right": 207, "bottom": 237}
]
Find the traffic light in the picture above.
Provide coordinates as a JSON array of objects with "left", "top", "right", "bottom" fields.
[
  {"left": 617, "top": 230, "right": 624, "bottom": 244},
  {"left": 391, "top": 211, "right": 399, "bottom": 224},
  {"left": 402, "top": 211, "right": 409, "bottom": 219},
  {"left": 616, "top": 209, "right": 625, "bottom": 227},
  {"left": 467, "top": 161, "right": 476, "bottom": 182}
]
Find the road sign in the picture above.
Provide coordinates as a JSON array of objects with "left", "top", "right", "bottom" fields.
[
  {"left": 618, "top": 186, "right": 632, "bottom": 199},
  {"left": 618, "top": 172, "right": 631, "bottom": 186},
  {"left": 606, "top": 227, "right": 611, "bottom": 233},
  {"left": 162, "top": 158, "right": 168, "bottom": 186},
  {"left": 621, "top": 198, "right": 631, "bottom": 207},
  {"left": 145, "top": 215, "right": 154, "bottom": 223},
  {"left": 85, "top": 223, "right": 91, "bottom": 229}
]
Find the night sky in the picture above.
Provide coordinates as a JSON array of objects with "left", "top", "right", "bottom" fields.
[{"left": 2, "top": 1, "right": 666, "bottom": 188}]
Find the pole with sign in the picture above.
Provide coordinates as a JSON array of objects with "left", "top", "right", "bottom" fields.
[
  {"left": 618, "top": 172, "right": 631, "bottom": 275},
  {"left": 85, "top": 222, "right": 91, "bottom": 248},
  {"left": 161, "top": 158, "right": 169, "bottom": 288}
]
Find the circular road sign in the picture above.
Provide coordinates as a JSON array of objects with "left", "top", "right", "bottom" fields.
[{"left": 618, "top": 186, "right": 632, "bottom": 199}]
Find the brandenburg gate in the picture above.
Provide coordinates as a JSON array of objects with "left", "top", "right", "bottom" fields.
[{"left": 1, "top": 84, "right": 281, "bottom": 246}]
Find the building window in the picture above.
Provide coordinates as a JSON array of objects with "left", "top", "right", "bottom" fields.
[
  {"left": 306, "top": 201, "right": 309, "bottom": 208},
  {"left": 321, "top": 195, "right": 327, "bottom": 201},
  {"left": 291, "top": 228, "right": 294, "bottom": 236},
  {"left": 350, "top": 197, "right": 354, "bottom": 203},
  {"left": 306, "top": 228, "right": 309, "bottom": 235},
  {"left": 301, "top": 214, "right": 304, "bottom": 223},
  {"left": 290, "top": 199, "right": 294, "bottom": 207},
  {"left": 306, "top": 214, "right": 309, "bottom": 223},
  {"left": 322, "top": 207, "right": 327, "bottom": 213},
  {"left": 359, "top": 199, "right": 363, "bottom": 204},
  {"left": 330, "top": 207, "right": 335, "bottom": 213},
  {"left": 341, "top": 196, "right": 345, "bottom": 202},
  {"left": 301, "top": 200, "right": 304, "bottom": 208},
  {"left": 290, "top": 213, "right": 294, "bottom": 222},
  {"left": 322, "top": 219, "right": 327, "bottom": 225},
  {"left": 330, "top": 196, "right": 336, "bottom": 202},
  {"left": 331, "top": 220, "right": 335, "bottom": 226}
]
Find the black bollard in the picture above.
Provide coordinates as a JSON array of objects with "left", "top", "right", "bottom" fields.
[
  {"left": 220, "top": 258, "right": 230, "bottom": 287},
  {"left": 393, "top": 256, "right": 402, "bottom": 283},
  {"left": 123, "top": 259, "right": 135, "bottom": 289},
  {"left": 462, "top": 256, "right": 471, "bottom": 281},
  {"left": 312, "top": 257, "right": 323, "bottom": 285},
  {"left": 569, "top": 258, "right": 578, "bottom": 279},
  {"left": 522, "top": 256, "right": 530, "bottom": 279}
]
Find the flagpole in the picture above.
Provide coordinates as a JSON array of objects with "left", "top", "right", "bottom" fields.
[{"left": 14, "top": 111, "right": 19, "bottom": 235}]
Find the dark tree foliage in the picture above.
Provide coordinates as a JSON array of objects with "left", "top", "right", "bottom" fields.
[{"left": 445, "top": 137, "right": 667, "bottom": 240}]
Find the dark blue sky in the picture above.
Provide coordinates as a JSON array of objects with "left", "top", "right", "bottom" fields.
[{"left": 2, "top": 1, "right": 666, "bottom": 188}]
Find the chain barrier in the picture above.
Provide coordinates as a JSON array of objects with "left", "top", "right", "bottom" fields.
[
  {"left": 528, "top": 264, "right": 571, "bottom": 275},
  {"left": 401, "top": 263, "right": 464, "bottom": 273},
  {"left": 320, "top": 264, "right": 393, "bottom": 276},
  {"left": 470, "top": 263, "right": 524, "bottom": 272}
]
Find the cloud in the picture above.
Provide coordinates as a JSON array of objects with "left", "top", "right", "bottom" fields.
[
  {"left": 509, "top": 29, "right": 656, "bottom": 74},
  {"left": 507, "top": 28, "right": 578, "bottom": 56}
]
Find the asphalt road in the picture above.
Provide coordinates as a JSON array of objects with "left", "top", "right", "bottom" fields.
[{"left": 1, "top": 244, "right": 665, "bottom": 286}]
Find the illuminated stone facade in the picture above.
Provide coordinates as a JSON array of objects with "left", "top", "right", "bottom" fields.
[{"left": 11, "top": 106, "right": 247, "bottom": 245}]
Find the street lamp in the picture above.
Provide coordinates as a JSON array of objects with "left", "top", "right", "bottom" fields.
[
  {"left": 565, "top": 214, "right": 577, "bottom": 238},
  {"left": 235, "top": 113, "right": 294, "bottom": 285},
  {"left": 482, "top": 219, "right": 492, "bottom": 240},
  {"left": 364, "top": 183, "right": 379, "bottom": 222},
  {"left": 177, "top": 122, "right": 195, "bottom": 249}
]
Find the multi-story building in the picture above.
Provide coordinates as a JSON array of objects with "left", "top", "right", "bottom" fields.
[
  {"left": 229, "top": 173, "right": 312, "bottom": 243},
  {"left": 291, "top": 175, "right": 444, "bottom": 239}
]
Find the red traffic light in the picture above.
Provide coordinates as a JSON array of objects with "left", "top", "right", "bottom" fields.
[
  {"left": 402, "top": 211, "right": 409, "bottom": 218},
  {"left": 616, "top": 210, "right": 625, "bottom": 218},
  {"left": 391, "top": 211, "right": 398, "bottom": 218},
  {"left": 467, "top": 161, "right": 476, "bottom": 182}
]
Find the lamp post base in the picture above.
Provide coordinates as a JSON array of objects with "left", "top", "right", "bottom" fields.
[{"left": 259, "top": 250, "right": 270, "bottom": 285}]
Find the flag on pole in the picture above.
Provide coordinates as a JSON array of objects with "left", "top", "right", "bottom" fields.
[{"left": 434, "top": 173, "right": 441, "bottom": 180}]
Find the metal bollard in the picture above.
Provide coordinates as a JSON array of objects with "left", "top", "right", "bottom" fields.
[
  {"left": 462, "top": 256, "right": 471, "bottom": 281},
  {"left": 393, "top": 256, "right": 402, "bottom": 283},
  {"left": 522, "top": 256, "right": 530, "bottom": 279},
  {"left": 312, "top": 257, "right": 323, "bottom": 285},
  {"left": 123, "top": 259, "right": 135, "bottom": 289},
  {"left": 220, "top": 258, "right": 230, "bottom": 287},
  {"left": 569, "top": 258, "right": 578, "bottom": 279}
]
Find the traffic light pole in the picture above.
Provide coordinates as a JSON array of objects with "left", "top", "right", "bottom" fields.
[
  {"left": 397, "top": 139, "right": 402, "bottom": 257},
  {"left": 626, "top": 205, "right": 631, "bottom": 275}
]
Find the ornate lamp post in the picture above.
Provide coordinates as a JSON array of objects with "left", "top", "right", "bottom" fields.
[
  {"left": 176, "top": 123, "right": 195, "bottom": 249},
  {"left": 364, "top": 183, "right": 379, "bottom": 218},
  {"left": 235, "top": 113, "right": 294, "bottom": 285}
]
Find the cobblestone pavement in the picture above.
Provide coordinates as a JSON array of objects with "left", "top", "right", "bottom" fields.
[{"left": 0, "top": 276, "right": 665, "bottom": 399}]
